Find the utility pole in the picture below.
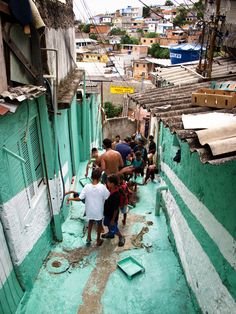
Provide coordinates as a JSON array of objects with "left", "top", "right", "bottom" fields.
[
  {"left": 197, "top": 22, "right": 206, "bottom": 75},
  {"left": 136, "top": 72, "right": 145, "bottom": 133},
  {"left": 206, "top": 0, "right": 221, "bottom": 78}
]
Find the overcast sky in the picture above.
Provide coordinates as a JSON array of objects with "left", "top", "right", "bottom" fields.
[{"left": 73, "top": 0, "right": 168, "bottom": 21}]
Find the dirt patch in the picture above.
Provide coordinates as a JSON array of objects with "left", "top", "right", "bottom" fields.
[
  {"left": 78, "top": 241, "right": 119, "bottom": 314},
  {"left": 77, "top": 213, "right": 149, "bottom": 313},
  {"left": 131, "top": 226, "right": 149, "bottom": 248}
]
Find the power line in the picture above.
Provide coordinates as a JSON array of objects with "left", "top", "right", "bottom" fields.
[
  {"left": 78, "top": 0, "right": 130, "bottom": 85},
  {"left": 74, "top": 1, "right": 106, "bottom": 79}
]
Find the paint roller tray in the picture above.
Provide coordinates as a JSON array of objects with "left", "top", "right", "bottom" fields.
[{"left": 117, "top": 256, "right": 145, "bottom": 279}]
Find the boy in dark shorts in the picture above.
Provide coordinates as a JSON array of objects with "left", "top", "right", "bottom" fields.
[{"left": 102, "top": 174, "right": 125, "bottom": 247}]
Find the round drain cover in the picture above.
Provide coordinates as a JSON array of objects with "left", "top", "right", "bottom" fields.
[{"left": 46, "top": 257, "right": 70, "bottom": 274}]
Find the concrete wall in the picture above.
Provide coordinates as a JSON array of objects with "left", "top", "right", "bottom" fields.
[
  {"left": 103, "top": 116, "right": 136, "bottom": 140},
  {"left": 159, "top": 124, "right": 236, "bottom": 313},
  {"left": 45, "top": 27, "right": 76, "bottom": 83},
  {"left": 102, "top": 81, "right": 155, "bottom": 107}
]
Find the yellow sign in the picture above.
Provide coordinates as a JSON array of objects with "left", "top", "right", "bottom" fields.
[{"left": 110, "top": 85, "right": 135, "bottom": 94}]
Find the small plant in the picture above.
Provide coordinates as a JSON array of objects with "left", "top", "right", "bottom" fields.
[
  {"left": 145, "top": 32, "right": 158, "bottom": 38},
  {"left": 89, "top": 34, "right": 98, "bottom": 40},
  {"left": 104, "top": 102, "right": 122, "bottom": 118},
  {"left": 148, "top": 43, "right": 170, "bottom": 59}
]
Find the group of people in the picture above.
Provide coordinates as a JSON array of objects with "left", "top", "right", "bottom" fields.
[{"left": 66, "top": 134, "right": 157, "bottom": 248}]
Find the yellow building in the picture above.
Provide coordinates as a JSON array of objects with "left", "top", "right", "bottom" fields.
[
  {"left": 77, "top": 52, "right": 109, "bottom": 63},
  {"left": 132, "top": 60, "right": 154, "bottom": 80}
]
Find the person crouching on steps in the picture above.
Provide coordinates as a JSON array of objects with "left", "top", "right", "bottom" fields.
[
  {"left": 67, "top": 169, "right": 110, "bottom": 247},
  {"left": 102, "top": 174, "right": 125, "bottom": 247}
]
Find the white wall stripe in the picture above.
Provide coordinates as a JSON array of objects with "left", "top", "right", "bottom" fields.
[
  {"left": 0, "top": 184, "right": 50, "bottom": 265},
  {"left": 162, "top": 161, "right": 236, "bottom": 271},
  {"left": 162, "top": 187, "right": 236, "bottom": 314}
]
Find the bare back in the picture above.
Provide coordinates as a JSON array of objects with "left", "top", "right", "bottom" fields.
[{"left": 101, "top": 149, "right": 123, "bottom": 175}]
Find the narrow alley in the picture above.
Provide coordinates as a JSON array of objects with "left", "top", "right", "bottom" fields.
[
  {"left": 17, "top": 163, "right": 197, "bottom": 314},
  {"left": 0, "top": 1, "right": 236, "bottom": 314}
]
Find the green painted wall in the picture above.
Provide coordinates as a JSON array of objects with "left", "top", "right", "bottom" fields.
[
  {"left": 89, "top": 94, "right": 102, "bottom": 148},
  {"left": 57, "top": 109, "right": 73, "bottom": 181},
  {"left": 68, "top": 95, "right": 81, "bottom": 174},
  {"left": 160, "top": 125, "right": 236, "bottom": 301},
  {"left": 0, "top": 97, "right": 55, "bottom": 314},
  {"left": 161, "top": 126, "right": 236, "bottom": 238},
  {"left": 0, "top": 87, "right": 103, "bottom": 314},
  {"left": 0, "top": 270, "right": 24, "bottom": 314},
  {"left": 37, "top": 96, "right": 55, "bottom": 179},
  {"left": 0, "top": 96, "right": 55, "bottom": 202},
  {"left": 0, "top": 100, "right": 38, "bottom": 203}
]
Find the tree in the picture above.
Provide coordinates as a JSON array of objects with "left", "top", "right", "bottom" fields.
[
  {"left": 82, "top": 24, "right": 90, "bottom": 33},
  {"left": 146, "top": 32, "right": 157, "bottom": 38},
  {"left": 137, "top": 28, "right": 144, "bottom": 36},
  {"left": 143, "top": 6, "right": 151, "bottom": 18},
  {"left": 148, "top": 43, "right": 169, "bottom": 59},
  {"left": 193, "top": 0, "right": 204, "bottom": 20},
  {"left": 104, "top": 102, "right": 122, "bottom": 118},
  {"left": 173, "top": 7, "right": 188, "bottom": 27},
  {"left": 131, "top": 37, "right": 140, "bottom": 45},
  {"left": 109, "top": 28, "right": 126, "bottom": 36},
  {"left": 89, "top": 34, "right": 98, "bottom": 40},
  {"left": 165, "top": 0, "right": 173, "bottom": 6},
  {"left": 120, "top": 35, "right": 140, "bottom": 45},
  {"left": 120, "top": 35, "right": 131, "bottom": 45}
]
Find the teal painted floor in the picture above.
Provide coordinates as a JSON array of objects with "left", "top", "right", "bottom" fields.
[{"left": 17, "top": 164, "right": 197, "bottom": 314}]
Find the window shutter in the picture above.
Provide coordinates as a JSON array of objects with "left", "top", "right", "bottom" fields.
[
  {"left": 20, "top": 136, "right": 35, "bottom": 199},
  {"left": 29, "top": 120, "right": 43, "bottom": 187}
]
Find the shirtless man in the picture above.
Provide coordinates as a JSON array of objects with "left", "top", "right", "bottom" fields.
[{"left": 101, "top": 138, "right": 123, "bottom": 182}]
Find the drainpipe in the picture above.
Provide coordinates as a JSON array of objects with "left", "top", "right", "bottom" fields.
[
  {"left": 157, "top": 121, "right": 164, "bottom": 174},
  {"left": 41, "top": 48, "right": 62, "bottom": 241},
  {"left": 82, "top": 72, "right": 90, "bottom": 160},
  {"left": 155, "top": 185, "right": 168, "bottom": 216}
]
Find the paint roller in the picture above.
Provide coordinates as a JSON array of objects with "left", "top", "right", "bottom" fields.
[
  {"left": 8, "top": 0, "right": 45, "bottom": 35},
  {"left": 29, "top": 0, "right": 45, "bottom": 34}
]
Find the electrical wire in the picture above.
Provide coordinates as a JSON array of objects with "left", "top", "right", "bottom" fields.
[
  {"left": 78, "top": 0, "right": 130, "bottom": 84},
  {"left": 74, "top": 1, "right": 104, "bottom": 79}
]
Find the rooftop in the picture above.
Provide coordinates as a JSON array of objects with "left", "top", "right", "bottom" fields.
[
  {"left": 129, "top": 78, "right": 236, "bottom": 165},
  {"left": 0, "top": 85, "right": 46, "bottom": 115},
  {"left": 154, "top": 57, "right": 236, "bottom": 86}
]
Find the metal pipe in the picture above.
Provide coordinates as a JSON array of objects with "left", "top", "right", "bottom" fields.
[
  {"left": 155, "top": 185, "right": 168, "bottom": 216},
  {"left": 2, "top": 146, "right": 26, "bottom": 163},
  {"left": 40, "top": 48, "right": 62, "bottom": 241}
]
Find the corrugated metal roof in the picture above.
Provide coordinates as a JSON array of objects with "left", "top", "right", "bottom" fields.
[
  {"left": 0, "top": 85, "right": 46, "bottom": 115},
  {"left": 129, "top": 77, "right": 236, "bottom": 165},
  {"left": 152, "top": 57, "right": 236, "bottom": 86},
  {"left": 0, "top": 85, "right": 46, "bottom": 102}
]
